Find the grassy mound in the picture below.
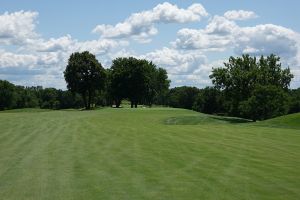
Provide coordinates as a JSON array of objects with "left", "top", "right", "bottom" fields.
[
  {"left": 256, "top": 113, "right": 300, "bottom": 129},
  {"left": 165, "top": 111, "right": 300, "bottom": 130}
]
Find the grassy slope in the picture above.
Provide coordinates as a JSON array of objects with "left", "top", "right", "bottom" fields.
[
  {"left": 256, "top": 113, "right": 300, "bottom": 129},
  {"left": 0, "top": 108, "right": 299, "bottom": 200}
]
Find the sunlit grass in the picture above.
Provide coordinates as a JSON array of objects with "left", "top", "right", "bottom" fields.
[{"left": 0, "top": 108, "right": 299, "bottom": 199}]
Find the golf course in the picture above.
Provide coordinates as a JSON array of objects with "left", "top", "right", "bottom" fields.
[{"left": 0, "top": 108, "right": 299, "bottom": 200}]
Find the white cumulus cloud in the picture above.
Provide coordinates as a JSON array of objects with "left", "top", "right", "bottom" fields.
[
  {"left": 0, "top": 10, "right": 130, "bottom": 88},
  {"left": 173, "top": 16, "right": 237, "bottom": 50},
  {"left": 142, "top": 47, "right": 207, "bottom": 75},
  {"left": 224, "top": 10, "right": 258, "bottom": 21},
  {"left": 174, "top": 14, "right": 300, "bottom": 70},
  {"left": 0, "top": 10, "right": 39, "bottom": 45},
  {"left": 92, "top": 2, "right": 208, "bottom": 42}
]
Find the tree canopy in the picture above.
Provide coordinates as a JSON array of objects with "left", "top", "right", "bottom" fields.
[
  {"left": 168, "top": 86, "right": 200, "bottom": 110},
  {"left": 64, "top": 51, "right": 106, "bottom": 109},
  {"left": 0, "top": 80, "right": 16, "bottom": 110},
  {"left": 109, "top": 57, "right": 169, "bottom": 108},
  {"left": 192, "top": 87, "right": 224, "bottom": 114},
  {"left": 210, "top": 54, "right": 294, "bottom": 120}
]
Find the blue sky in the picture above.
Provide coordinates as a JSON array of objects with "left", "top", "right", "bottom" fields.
[{"left": 1, "top": 0, "right": 300, "bottom": 88}]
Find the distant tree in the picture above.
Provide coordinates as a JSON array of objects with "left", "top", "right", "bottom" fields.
[
  {"left": 0, "top": 79, "right": 86, "bottom": 111},
  {"left": 40, "top": 88, "right": 59, "bottom": 109},
  {"left": 110, "top": 57, "right": 170, "bottom": 108},
  {"left": 149, "top": 67, "right": 170, "bottom": 106},
  {"left": 57, "top": 90, "right": 84, "bottom": 109},
  {"left": 0, "top": 80, "right": 16, "bottom": 110},
  {"left": 102, "top": 69, "right": 114, "bottom": 106},
  {"left": 14, "top": 86, "right": 39, "bottom": 108},
  {"left": 64, "top": 51, "right": 106, "bottom": 109},
  {"left": 289, "top": 88, "right": 300, "bottom": 114},
  {"left": 110, "top": 57, "right": 147, "bottom": 108},
  {"left": 239, "top": 85, "right": 289, "bottom": 121},
  {"left": 126, "top": 58, "right": 151, "bottom": 108},
  {"left": 210, "top": 54, "right": 293, "bottom": 119},
  {"left": 168, "top": 86, "right": 200, "bottom": 109},
  {"left": 109, "top": 58, "right": 130, "bottom": 107},
  {"left": 193, "top": 87, "right": 224, "bottom": 114}
]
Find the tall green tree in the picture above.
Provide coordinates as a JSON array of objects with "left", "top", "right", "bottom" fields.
[
  {"left": 110, "top": 57, "right": 148, "bottom": 108},
  {"left": 210, "top": 54, "right": 293, "bottom": 120},
  {"left": 110, "top": 57, "right": 170, "bottom": 108},
  {"left": 126, "top": 58, "right": 150, "bottom": 108},
  {"left": 64, "top": 51, "right": 106, "bottom": 109},
  {"left": 109, "top": 57, "right": 130, "bottom": 107},
  {"left": 147, "top": 67, "right": 170, "bottom": 106}
]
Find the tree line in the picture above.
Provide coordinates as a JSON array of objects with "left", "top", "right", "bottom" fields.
[
  {"left": 1, "top": 52, "right": 299, "bottom": 121},
  {"left": 0, "top": 82, "right": 84, "bottom": 110}
]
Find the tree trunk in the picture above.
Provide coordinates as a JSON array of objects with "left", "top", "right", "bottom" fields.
[
  {"left": 131, "top": 101, "right": 134, "bottom": 108},
  {"left": 87, "top": 91, "right": 92, "bottom": 110},
  {"left": 135, "top": 101, "right": 137, "bottom": 108},
  {"left": 116, "top": 99, "right": 121, "bottom": 108},
  {"left": 82, "top": 92, "right": 87, "bottom": 109}
]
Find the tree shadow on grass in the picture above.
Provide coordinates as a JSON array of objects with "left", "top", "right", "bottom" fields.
[
  {"left": 164, "top": 114, "right": 253, "bottom": 125},
  {"left": 209, "top": 116, "right": 253, "bottom": 124}
]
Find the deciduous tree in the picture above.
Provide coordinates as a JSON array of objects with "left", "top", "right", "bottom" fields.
[{"left": 64, "top": 51, "right": 106, "bottom": 109}]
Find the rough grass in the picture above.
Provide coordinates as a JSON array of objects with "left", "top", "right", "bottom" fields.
[{"left": 0, "top": 108, "right": 299, "bottom": 200}]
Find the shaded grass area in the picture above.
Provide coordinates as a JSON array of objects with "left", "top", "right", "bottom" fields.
[
  {"left": 0, "top": 108, "right": 299, "bottom": 199},
  {"left": 164, "top": 113, "right": 252, "bottom": 125},
  {"left": 0, "top": 108, "right": 52, "bottom": 113}
]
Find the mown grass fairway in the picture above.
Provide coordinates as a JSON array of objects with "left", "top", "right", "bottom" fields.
[{"left": 0, "top": 108, "right": 299, "bottom": 200}]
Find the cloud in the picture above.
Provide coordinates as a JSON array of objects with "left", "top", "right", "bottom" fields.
[
  {"left": 172, "top": 12, "right": 300, "bottom": 87},
  {"left": 92, "top": 2, "right": 208, "bottom": 42},
  {"left": 97, "top": 47, "right": 213, "bottom": 88},
  {"left": 0, "top": 36, "right": 128, "bottom": 88},
  {"left": 174, "top": 15, "right": 300, "bottom": 70},
  {"left": 27, "top": 35, "right": 128, "bottom": 55},
  {"left": 224, "top": 10, "right": 258, "bottom": 21},
  {"left": 0, "top": 50, "right": 38, "bottom": 68},
  {"left": 173, "top": 28, "right": 232, "bottom": 51},
  {"left": 142, "top": 47, "right": 207, "bottom": 75},
  {"left": 0, "top": 9, "right": 130, "bottom": 88},
  {"left": 74, "top": 39, "right": 128, "bottom": 56},
  {"left": 0, "top": 49, "right": 65, "bottom": 88},
  {"left": 31, "top": 35, "right": 74, "bottom": 52},
  {"left": 205, "top": 16, "right": 238, "bottom": 35},
  {"left": 0, "top": 9, "right": 128, "bottom": 88},
  {"left": 234, "top": 24, "right": 300, "bottom": 61},
  {"left": 173, "top": 16, "right": 237, "bottom": 50},
  {"left": 0, "top": 10, "right": 38, "bottom": 45},
  {"left": 136, "top": 47, "right": 214, "bottom": 87}
]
